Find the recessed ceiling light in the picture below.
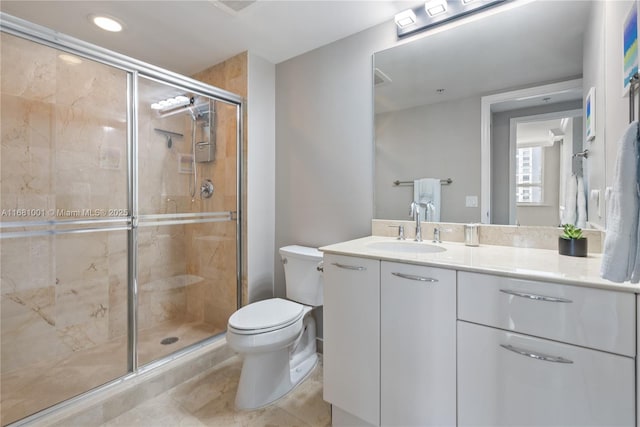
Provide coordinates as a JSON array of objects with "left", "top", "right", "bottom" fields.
[
  {"left": 90, "top": 14, "right": 123, "bottom": 32},
  {"left": 58, "top": 54, "right": 82, "bottom": 65}
]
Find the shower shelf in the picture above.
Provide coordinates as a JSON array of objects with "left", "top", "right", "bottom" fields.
[{"left": 141, "top": 274, "right": 204, "bottom": 291}]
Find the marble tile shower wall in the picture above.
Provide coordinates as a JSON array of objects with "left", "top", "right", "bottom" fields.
[
  {"left": 1, "top": 31, "right": 238, "bottom": 385},
  {"left": 191, "top": 52, "right": 247, "bottom": 305}
]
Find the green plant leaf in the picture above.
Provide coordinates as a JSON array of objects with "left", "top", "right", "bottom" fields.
[{"left": 561, "top": 224, "right": 583, "bottom": 239}]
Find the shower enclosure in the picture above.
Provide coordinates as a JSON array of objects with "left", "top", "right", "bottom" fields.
[{"left": 0, "top": 15, "right": 242, "bottom": 426}]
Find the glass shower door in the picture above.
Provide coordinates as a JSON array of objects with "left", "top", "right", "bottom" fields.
[
  {"left": 135, "top": 76, "right": 238, "bottom": 366},
  {"left": 0, "top": 33, "right": 130, "bottom": 425}
]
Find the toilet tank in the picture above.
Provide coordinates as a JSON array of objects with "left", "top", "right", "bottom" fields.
[{"left": 279, "top": 245, "right": 323, "bottom": 306}]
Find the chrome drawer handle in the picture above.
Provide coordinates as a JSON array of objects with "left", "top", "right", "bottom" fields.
[
  {"left": 499, "top": 289, "right": 572, "bottom": 303},
  {"left": 391, "top": 272, "right": 438, "bottom": 282},
  {"left": 331, "top": 262, "right": 366, "bottom": 271},
  {"left": 500, "top": 344, "right": 573, "bottom": 364}
]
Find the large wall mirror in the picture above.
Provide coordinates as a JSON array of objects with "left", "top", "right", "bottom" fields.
[{"left": 373, "top": 0, "right": 605, "bottom": 228}]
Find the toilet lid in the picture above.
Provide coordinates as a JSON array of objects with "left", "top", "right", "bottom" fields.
[{"left": 228, "top": 298, "right": 304, "bottom": 332}]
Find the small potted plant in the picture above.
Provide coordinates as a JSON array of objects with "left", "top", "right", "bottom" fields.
[{"left": 559, "top": 224, "right": 588, "bottom": 257}]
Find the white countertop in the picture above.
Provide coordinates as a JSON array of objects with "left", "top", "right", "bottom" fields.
[{"left": 320, "top": 236, "right": 640, "bottom": 294}]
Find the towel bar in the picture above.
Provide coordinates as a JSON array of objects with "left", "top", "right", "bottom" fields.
[
  {"left": 573, "top": 149, "right": 589, "bottom": 159},
  {"left": 393, "top": 178, "right": 453, "bottom": 186}
]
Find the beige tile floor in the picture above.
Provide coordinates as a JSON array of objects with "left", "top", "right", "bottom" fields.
[
  {"left": 2, "top": 320, "right": 223, "bottom": 426},
  {"left": 102, "top": 355, "right": 331, "bottom": 427}
]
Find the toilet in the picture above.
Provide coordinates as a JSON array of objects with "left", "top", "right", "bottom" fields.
[{"left": 226, "top": 245, "right": 323, "bottom": 410}]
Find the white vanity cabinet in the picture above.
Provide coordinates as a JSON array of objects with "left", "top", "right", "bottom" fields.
[
  {"left": 323, "top": 254, "right": 381, "bottom": 426},
  {"left": 381, "top": 262, "right": 456, "bottom": 426},
  {"left": 322, "top": 242, "right": 638, "bottom": 427},
  {"left": 457, "top": 271, "right": 636, "bottom": 427}
]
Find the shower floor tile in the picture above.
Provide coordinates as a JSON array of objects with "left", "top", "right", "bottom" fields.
[
  {"left": 1, "top": 320, "right": 222, "bottom": 426},
  {"left": 102, "top": 355, "right": 331, "bottom": 427},
  {"left": 137, "top": 320, "right": 224, "bottom": 366}
]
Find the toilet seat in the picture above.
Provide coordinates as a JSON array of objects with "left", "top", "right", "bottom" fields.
[{"left": 228, "top": 298, "right": 304, "bottom": 335}]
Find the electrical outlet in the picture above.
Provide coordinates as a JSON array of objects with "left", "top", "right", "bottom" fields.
[{"left": 465, "top": 196, "right": 478, "bottom": 208}]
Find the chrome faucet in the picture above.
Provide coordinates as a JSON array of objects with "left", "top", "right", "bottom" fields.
[{"left": 410, "top": 201, "right": 429, "bottom": 242}]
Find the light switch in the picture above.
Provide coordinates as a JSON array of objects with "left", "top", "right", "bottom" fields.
[{"left": 465, "top": 196, "right": 478, "bottom": 208}]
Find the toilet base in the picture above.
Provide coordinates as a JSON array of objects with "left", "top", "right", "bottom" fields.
[
  {"left": 234, "top": 315, "right": 317, "bottom": 410},
  {"left": 291, "top": 352, "right": 318, "bottom": 387}
]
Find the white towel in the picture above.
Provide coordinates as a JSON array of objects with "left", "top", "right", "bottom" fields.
[
  {"left": 576, "top": 175, "right": 587, "bottom": 229},
  {"left": 563, "top": 174, "right": 577, "bottom": 226},
  {"left": 413, "top": 178, "right": 441, "bottom": 222},
  {"left": 601, "top": 121, "right": 640, "bottom": 283}
]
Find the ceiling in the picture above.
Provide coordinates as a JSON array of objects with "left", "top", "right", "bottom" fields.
[
  {"left": 1, "top": 0, "right": 423, "bottom": 76},
  {"left": 374, "top": 0, "right": 592, "bottom": 114}
]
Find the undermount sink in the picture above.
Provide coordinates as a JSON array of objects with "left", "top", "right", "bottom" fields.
[{"left": 367, "top": 240, "right": 446, "bottom": 254}]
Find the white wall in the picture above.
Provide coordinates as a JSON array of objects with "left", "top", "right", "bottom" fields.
[
  {"left": 604, "top": 1, "right": 635, "bottom": 231},
  {"left": 247, "top": 52, "right": 276, "bottom": 303},
  {"left": 583, "top": 0, "right": 606, "bottom": 229},
  {"left": 375, "top": 96, "right": 481, "bottom": 223},
  {"left": 274, "top": 23, "right": 396, "bottom": 295}
]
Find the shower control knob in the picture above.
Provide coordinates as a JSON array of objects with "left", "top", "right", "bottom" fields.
[{"left": 201, "top": 179, "right": 214, "bottom": 199}]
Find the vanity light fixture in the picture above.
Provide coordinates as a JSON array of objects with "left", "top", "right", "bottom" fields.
[
  {"left": 394, "top": 0, "right": 505, "bottom": 38},
  {"left": 395, "top": 9, "right": 417, "bottom": 28},
  {"left": 90, "top": 14, "right": 124, "bottom": 32},
  {"left": 425, "top": 0, "right": 448, "bottom": 17}
]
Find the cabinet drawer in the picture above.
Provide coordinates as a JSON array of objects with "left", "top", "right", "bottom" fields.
[
  {"left": 458, "top": 321, "right": 635, "bottom": 427},
  {"left": 458, "top": 271, "right": 635, "bottom": 356}
]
